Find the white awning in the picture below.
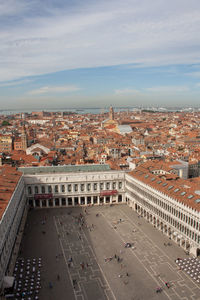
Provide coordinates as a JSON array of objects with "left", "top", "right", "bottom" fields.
[{"left": 3, "top": 276, "right": 14, "bottom": 289}]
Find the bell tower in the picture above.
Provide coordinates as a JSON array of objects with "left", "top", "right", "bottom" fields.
[
  {"left": 109, "top": 105, "right": 114, "bottom": 121},
  {"left": 21, "top": 124, "right": 27, "bottom": 151}
]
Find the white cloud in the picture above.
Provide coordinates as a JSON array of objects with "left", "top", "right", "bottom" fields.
[
  {"left": 0, "top": 0, "right": 200, "bottom": 81},
  {"left": 115, "top": 88, "right": 141, "bottom": 95},
  {"left": 0, "top": 78, "right": 33, "bottom": 87},
  {"left": 0, "top": 0, "right": 30, "bottom": 16},
  {"left": 28, "top": 85, "right": 81, "bottom": 95},
  {"left": 146, "top": 86, "right": 190, "bottom": 93},
  {"left": 115, "top": 85, "right": 190, "bottom": 95}
]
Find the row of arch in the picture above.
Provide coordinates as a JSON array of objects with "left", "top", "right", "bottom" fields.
[
  {"left": 126, "top": 181, "right": 199, "bottom": 231},
  {"left": 29, "top": 194, "right": 124, "bottom": 208},
  {"left": 127, "top": 198, "right": 199, "bottom": 255}
]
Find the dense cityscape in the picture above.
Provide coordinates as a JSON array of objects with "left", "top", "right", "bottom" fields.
[{"left": 0, "top": 107, "right": 200, "bottom": 173}]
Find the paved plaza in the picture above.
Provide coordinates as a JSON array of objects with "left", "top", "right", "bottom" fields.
[{"left": 17, "top": 204, "right": 200, "bottom": 300}]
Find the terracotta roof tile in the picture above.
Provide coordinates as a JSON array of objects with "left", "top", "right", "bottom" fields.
[{"left": 0, "top": 166, "right": 22, "bottom": 220}]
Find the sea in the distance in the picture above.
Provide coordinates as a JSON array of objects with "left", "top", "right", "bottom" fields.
[
  {"left": 0, "top": 107, "right": 137, "bottom": 115},
  {"left": 0, "top": 106, "right": 199, "bottom": 115}
]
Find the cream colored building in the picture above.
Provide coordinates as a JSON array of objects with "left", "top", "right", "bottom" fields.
[{"left": 0, "top": 135, "right": 12, "bottom": 153}]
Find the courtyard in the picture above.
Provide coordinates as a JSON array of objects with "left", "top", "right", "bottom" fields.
[{"left": 16, "top": 204, "right": 200, "bottom": 300}]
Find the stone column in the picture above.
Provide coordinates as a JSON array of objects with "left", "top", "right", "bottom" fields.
[
  {"left": 162, "top": 226, "right": 165, "bottom": 234},
  {"left": 46, "top": 199, "right": 49, "bottom": 207},
  {"left": 59, "top": 198, "right": 62, "bottom": 207},
  {"left": 72, "top": 197, "right": 75, "bottom": 206},
  {"left": 97, "top": 196, "right": 100, "bottom": 205},
  {"left": 121, "top": 194, "right": 124, "bottom": 203},
  {"left": 40, "top": 200, "right": 42, "bottom": 208},
  {"left": 33, "top": 200, "right": 36, "bottom": 208},
  {"left": 53, "top": 199, "right": 55, "bottom": 207}
]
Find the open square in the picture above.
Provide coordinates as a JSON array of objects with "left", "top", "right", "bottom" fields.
[{"left": 17, "top": 205, "right": 200, "bottom": 300}]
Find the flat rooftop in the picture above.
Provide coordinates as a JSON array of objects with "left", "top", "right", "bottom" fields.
[
  {"left": 19, "top": 164, "right": 111, "bottom": 174},
  {"left": 15, "top": 205, "right": 200, "bottom": 300}
]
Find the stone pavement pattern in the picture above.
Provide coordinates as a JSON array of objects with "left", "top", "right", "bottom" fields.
[
  {"left": 96, "top": 205, "right": 200, "bottom": 300},
  {"left": 54, "top": 212, "right": 112, "bottom": 300},
  {"left": 18, "top": 205, "right": 200, "bottom": 300}
]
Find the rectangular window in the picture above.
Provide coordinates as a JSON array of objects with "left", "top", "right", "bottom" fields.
[
  {"left": 68, "top": 184, "right": 71, "bottom": 192},
  {"left": 106, "top": 182, "right": 110, "bottom": 190},
  {"left": 118, "top": 182, "right": 122, "bottom": 189},
  {"left": 48, "top": 185, "right": 52, "bottom": 193},
  {"left": 55, "top": 185, "right": 58, "bottom": 193},
  {"left": 41, "top": 186, "right": 45, "bottom": 194},
  {"left": 93, "top": 183, "right": 97, "bottom": 190},
  {"left": 74, "top": 184, "right": 78, "bottom": 191},
  {"left": 87, "top": 183, "right": 91, "bottom": 191},
  {"left": 112, "top": 182, "right": 116, "bottom": 189},
  {"left": 100, "top": 183, "right": 104, "bottom": 190},
  {"left": 81, "top": 184, "right": 84, "bottom": 191},
  {"left": 61, "top": 185, "right": 65, "bottom": 192}
]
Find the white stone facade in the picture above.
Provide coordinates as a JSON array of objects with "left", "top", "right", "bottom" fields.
[
  {"left": 24, "top": 170, "right": 126, "bottom": 207},
  {"left": 0, "top": 177, "right": 27, "bottom": 290},
  {"left": 125, "top": 173, "right": 200, "bottom": 257}
]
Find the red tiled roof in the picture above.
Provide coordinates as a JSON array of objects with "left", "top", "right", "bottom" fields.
[
  {"left": 129, "top": 167, "right": 200, "bottom": 211},
  {"left": 0, "top": 165, "right": 22, "bottom": 220}
]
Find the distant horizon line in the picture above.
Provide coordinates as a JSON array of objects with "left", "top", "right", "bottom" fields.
[{"left": 0, "top": 105, "right": 200, "bottom": 112}]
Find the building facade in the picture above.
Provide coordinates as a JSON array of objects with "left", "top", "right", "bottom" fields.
[
  {"left": 0, "top": 176, "right": 27, "bottom": 290},
  {"left": 125, "top": 173, "right": 200, "bottom": 257},
  {"left": 0, "top": 135, "right": 12, "bottom": 153},
  {"left": 23, "top": 167, "right": 125, "bottom": 208}
]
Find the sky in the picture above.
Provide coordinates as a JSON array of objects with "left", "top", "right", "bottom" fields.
[{"left": 1, "top": 0, "right": 200, "bottom": 109}]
